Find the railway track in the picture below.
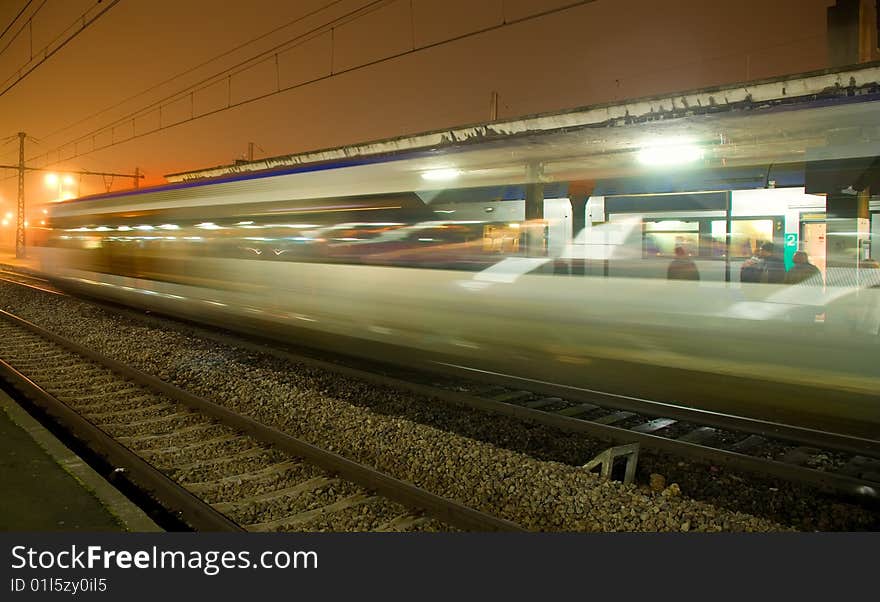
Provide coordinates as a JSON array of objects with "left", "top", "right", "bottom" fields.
[
  {"left": 189, "top": 337, "right": 880, "bottom": 500},
  {"left": 2, "top": 266, "right": 879, "bottom": 504},
  {"left": 116, "top": 311, "right": 880, "bottom": 501},
  {"left": 0, "top": 305, "right": 521, "bottom": 532},
  {"left": 423, "top": 375, "right": 880, "bottom": 494},
  {"left": 0, "top": 268, "right": 62, "bottom": 296}
]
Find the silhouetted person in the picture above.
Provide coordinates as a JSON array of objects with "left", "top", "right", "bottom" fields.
[
  {"left": 760, "top": 242, "right": 785, "bottom": 283},
  {"left": 785, "top": 251, "right": 822, "bottom": 285},
  {"left": 667, "top": 246, "right": 699, "bottom": 281},
  {"left": 740, "top": 248, "right": 763, "bottom": 283}
]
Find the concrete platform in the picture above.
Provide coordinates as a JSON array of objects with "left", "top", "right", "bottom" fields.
[
  {"left": 0, "top": 390, "right": 161, "bottom": 531},
  {"left": 0, "top": 251, "right": 39, "bottom": 272}
]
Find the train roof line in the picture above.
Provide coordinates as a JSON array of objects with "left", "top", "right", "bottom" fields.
[{"left": 164, "top": 61, "right": 880, "bottom": 183}]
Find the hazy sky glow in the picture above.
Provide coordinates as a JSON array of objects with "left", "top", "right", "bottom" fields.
[{"left": 0, "top": 0, "right": 834, "bottom": 218}]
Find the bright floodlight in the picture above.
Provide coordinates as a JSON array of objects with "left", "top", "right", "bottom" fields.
[
  {"left": 63, "top": 175, "right": 75, "bottom": 186},
  {"left": 636, "top": 139, "right": 703, "bottom": 166},
  {"left": 44, "top": 173, "right": 59, "bottom": 187},
  {"left": 421, "top": 168, "right": 461, "bottom": 181}
]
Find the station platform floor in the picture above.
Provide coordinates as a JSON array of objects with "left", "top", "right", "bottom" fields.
[
  {"left": 0, "top": 390, "right": 161, "bottom": 531},
  {"left": 0, "top": 251, "right": 39, "bottom": 271}
]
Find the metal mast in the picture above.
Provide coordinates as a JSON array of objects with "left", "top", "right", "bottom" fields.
[{"left": 16, "top": 132, "right": 25, "bottom": 259}]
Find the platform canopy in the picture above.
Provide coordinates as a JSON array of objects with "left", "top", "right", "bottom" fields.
[{"left": 63, "top": 62, "right": 872, "bottom": 213}]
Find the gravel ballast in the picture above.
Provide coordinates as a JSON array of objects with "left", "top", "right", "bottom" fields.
[
  {"left": 1, "top": 280, "right": 876, "bottom": 531},
  {"left": 0, "top": 320, "right": 446, "bottom": 532}
]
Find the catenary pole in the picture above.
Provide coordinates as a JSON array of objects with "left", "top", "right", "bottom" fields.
[{"left": 16, "top": 132, "right": 25, "bottom": 259}]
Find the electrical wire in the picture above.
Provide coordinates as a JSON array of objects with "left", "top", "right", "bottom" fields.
[
  {"left": 39, "top": 0, "right": 354, "bottom": 142},
  {"left": 0, "top": 0, "right": 121, "bottom": 98},
  {"left": 27, "top": 0, "right": 393, "bottom": 166},
  {"left": 0, "top": 0, "right": 35, "bottom": 44},
  {"left": 0, "top": 0, "right": 47, "bottom": 58},
  {"left": 21, "top": 0, "right": 602, "bottom": 172}
]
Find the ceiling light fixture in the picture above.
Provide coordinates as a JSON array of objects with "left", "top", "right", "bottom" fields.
[
  {"left": 421, "top": 168, "right": 461, "bottom": 181},
  {"left": 636, "top": 138, "right": 704, "bottom": 166}
]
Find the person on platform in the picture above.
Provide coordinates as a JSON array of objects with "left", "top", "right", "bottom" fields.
[
  {"left": 785, "top": 251, "right": 823, "bottom": 285},
  {"left": 740, "top": 246, "right": 763, "bottom": 283},
  {"left": 667, "top": 246, "right": 700, "bottom": 281},
  {"left": 759, "top": 241, "right": 786, "bottom": 283}
]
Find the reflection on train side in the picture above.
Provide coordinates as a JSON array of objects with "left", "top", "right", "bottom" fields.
[
  {"left": 46, "top": 208, "right": 880, "bottom": 337},
  {"left": 47, "top": 217, "right": 550, "bottom": 273}
]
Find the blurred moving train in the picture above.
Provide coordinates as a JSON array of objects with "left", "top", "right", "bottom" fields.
[
  {"left": 31, "top": 63, "right": 880, "bottom": 442},
  {"left": 33, "top": 166, "right": 880, "bottom": 442}
]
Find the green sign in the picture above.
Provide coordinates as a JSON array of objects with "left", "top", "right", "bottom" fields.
[{"left": 784, "top": 232, "right": 798, "bottom": 269}]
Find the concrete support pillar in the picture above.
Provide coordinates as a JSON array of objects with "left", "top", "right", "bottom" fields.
[
  {"left": 571, "top": 196, "right": 588, "bottom": 240},
  {"left": 523, "top": 162, "right": 544, "bottom": 256},
  {"left": 568, "top": 189, "right": 591, "bottom": 277},
  {"left": 524, "top": 163, "right": 544, "bottom": 220},
  {"left": 567, "top": 179, "right": 594, "bottom": 240}
]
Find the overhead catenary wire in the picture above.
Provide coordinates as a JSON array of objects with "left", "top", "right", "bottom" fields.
[
  {"left": 39, "top": 0, "right": 392, "bottom": 145},
  {"left": 0, "top": 0, "right": 391, "bottom": 183},
  {"left": 38, "top": 0, "right": 354, "bottom": 143},
  {"left": 0, "top": 0, "right": 47, "bottom": 59},
  {"left": 0, "top": 0, "right": 121, "bottom": 98},
  {"left": 26, "top": 0, "right": 602, "bottom": 171},
  {"left": 1, "top": 0, "right": 390, "bottom": 176},
  {"left": 0, "top": 0, "right": 36, "bottom": 45}
]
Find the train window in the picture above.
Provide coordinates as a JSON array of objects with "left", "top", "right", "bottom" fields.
[
  {"left": 729, "top": 219, "right": 774, "bottom": 257},
  {"left": 702, "top": 220, "right": 728, "bottom": 257},
  {"left": 643, "top": 220, "right": 699, "bottom": 257},
  {"left": 640, "top": 217, "right": 779, "bottom": 260},
  {"left": 482, "top": 224, "right": 522, "bottom": 253}
]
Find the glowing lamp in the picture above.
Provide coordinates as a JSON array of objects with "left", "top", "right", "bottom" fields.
[
  {"left": 421, "top": 168, "right": 461, "bottom": 181},
  {"left": 636, "top": 138, "right": 703, "bottom": 167}
]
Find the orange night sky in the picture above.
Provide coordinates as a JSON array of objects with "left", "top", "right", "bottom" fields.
[{"left": 0, "top": 0, "right": 834, "bottom": 231}]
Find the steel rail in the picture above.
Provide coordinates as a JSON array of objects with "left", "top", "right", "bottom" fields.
[
  {"left": 55, "top": 291, "right": 877, "bottom": 501},
  {"left": 407, "top": 384, "right": 880, "bottom": 499},
  {"left": 189, "top": 332, "right": 880, "bottom": 500},
  {"left": 63, "top": 300, "right": 880, "bottom": 501},
  {"left": 0, "top": 359, "right": 243, "bottom": 532},
  {"left": 0, "top": 308, "right": 523, "bottom": 532},
  {"left": 429, "top": 362, "right": 880, "bottom": 459},
  {"left": 0, "top": 269, "right": 64, "bottom": 296}
]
